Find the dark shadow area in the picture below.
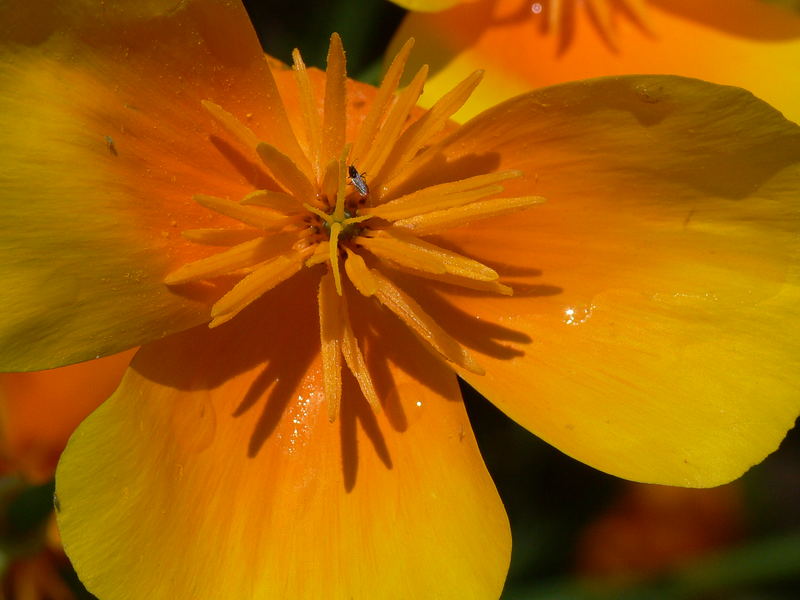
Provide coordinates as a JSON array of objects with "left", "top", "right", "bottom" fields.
[
  {"left": 209, "top": 135, "right": 282, "bottom": 192},
  {"left": 385, "top": 151, "right": 502, "bottom": 201},
  {"left": 380, "top": 269, "right": 534, "bottom": 362},
  {"left": 350, "top": 288, "right": 457, "bottom": 410},
  {"left": 651, "top": 0, "right": 800, "bottom": 40},
  {"left": 132, "top": 270, "right": 320, "bottom": 459},
  {"left": 340, "top": 373, "right": 393, "bottom": 493},
  {"left": 243, "top": 0, "right": 406, "bottom": 74}
]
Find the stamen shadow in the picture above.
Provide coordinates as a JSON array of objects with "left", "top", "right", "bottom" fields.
[
  {"left": 340, "top": 374, "right": 393, "bottom": 493},
  {"left": 381, "top": 269, "right": 535, "bottom": 361},
  {"left": 133, "top": 271, "right": 320, "bottom": 458},
  {"left": 239, "top": 335, "right": 319, "bottom": 458},
  {"left": 386, "top": 151, "right": 502, "bottom": 202},
  {"left": 209, "top": 135, "right": 281, "bottom": 191}
]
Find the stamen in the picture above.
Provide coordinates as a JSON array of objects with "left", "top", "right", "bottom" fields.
[
  {"left": 323, "top": 33, "right": 347, "bottom": 168},
  {"left": 375, "top": 70, "right": 484, "bottom": 185},
  {"left": 368, "top": 184, "right": 505, "bottom": 221},
  {"left": 192, "top": 194, "right": 292, "bottom": 230},
  {"left": 358, "top": 64, "right": 429, "bottom": 180},
  {"left": 291, "top": 47, "right": 323, "bottom": 183},
  {"left": 329, "top": 222, "right": 344, "bottom": 295},
  {"left": 339, "top": 300, "right": 381, "bottom": 415},
  {"left": 350, "top": 38, "right": 415, "bottom": 166},
  {"left": 333, "top": 156, "right": 348, "bottom": 222},
  {"left": 171, "top": 35, "right": 541, "bottom": 425},
  {"left": 379, "top": 151, "right": 520, "bottom": 199},
  {"left": 394, "top": 195, "right": 545, "bottom": 235},
  {"left": 201, "top": 100, "right": 260, "bottom": 150},
  {"left": 306, "top": 241, "right": 331, "bottom": 267},
  {"left": 318, "top": 271, "right": 381, "bottom": 421},
  {"left": 318, "top": 271, "right": 343, "bottom": 421},
  {"left": 382, "top": 266, "right": 514, "bottom": 296},
  {"left": 370, "top": 269, "right": 484, "bottom": 375},
  {"left": 321, "top": 158, "right": 340, "bottom": 201},
  {"left": 257, "top": 57, "right": 313, "bottom": 174},
  {"left": 164, "top": 233, "right": 297, "bottom": 285},
  {"left": 255, "top": 143, "right": 317, "bottom": 203},
  {"left": 343, "top": 249, "right": 377, "bottom": 297},
  {"left": 210, "top": 247, "right": 313, "bottom": 328},
  {"left": 240, "top": 190, "right": 303, "bottom": 214},
  {"left": 181, "top": 228, "right": 262, "bottom": 246},
  {"left": 360, "top": 229, "right": 499, "bottom": 281}
]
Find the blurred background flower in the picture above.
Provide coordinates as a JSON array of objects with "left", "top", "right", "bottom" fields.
[
  {"left": 0, "top": 353, "right": 131, "bottom": 599},
  {"left": 389, "top": 0, "right": 800, "bottom": 123},
  {"left": 0, "top": 0, "right": 798, "bottom": 598}
]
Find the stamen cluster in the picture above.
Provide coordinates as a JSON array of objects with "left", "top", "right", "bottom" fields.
[{"left": 165, "top": 34, "right": 544, "bottom": 420}]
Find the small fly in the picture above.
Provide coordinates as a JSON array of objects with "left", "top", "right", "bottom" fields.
[
  {"left": 104, "top": 135, "right": 118, "bottom": 156},
  {"left": 347, "top": 165, "right": 369, "bottom": 198}
]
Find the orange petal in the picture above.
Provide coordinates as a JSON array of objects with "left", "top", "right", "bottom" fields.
[
  {"left": 55, "top": 272, "right": 510, "bottom": 599},
  {"left": 416, "top": 76, "right": 800, "bottom": 486},
  {"left": 0, "top": 350, "right": 133, "bottom": 482},
  {"left": 0, "top": 0, "right": 294, "bottom": 370},
  {"left": 392, "top": 0, "right": 800, "bottom": 123}
]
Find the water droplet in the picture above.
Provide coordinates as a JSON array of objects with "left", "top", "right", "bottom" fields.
[{"left": 563, "top": 304, "right": 595, "bottom": 326}]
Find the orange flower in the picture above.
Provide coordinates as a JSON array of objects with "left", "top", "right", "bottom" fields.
[
  {"left": 1, "top": 1, "right": 799, "bottom": 597},
  {"left": 576, "top": 483, "right": 744, "bottom": 582},
  {"left": 0, "top": 352, "right": 133, "bottom": 483},
  {"left": 390, "top": 0, "right": 800, "bottom": 123}
]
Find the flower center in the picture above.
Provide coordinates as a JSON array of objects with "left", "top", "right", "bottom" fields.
[{"left": 164, "top": 34, "right": 545, "bottom": 420}]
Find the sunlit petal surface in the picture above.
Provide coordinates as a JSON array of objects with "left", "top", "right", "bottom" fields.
[
  {"left": 56, "top": 273, "right": 509, "bottom": 599},
  {"left": 425, "top": 76, "right": 800, "bottom": 485},
  {"left": 0, "top": 1, "right": 287, "bottom": 369},
  {"left": 391, "top": 0, "right": 800, "bottom": 123}
]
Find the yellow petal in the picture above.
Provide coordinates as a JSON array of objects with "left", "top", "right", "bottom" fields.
[
  {"left": 391, "top": 0, "right": 800, "bottom": 123},
  {"left": 426, "top": 75, "right": 800, "bottom": 486},
  {"left": 56, "top": 273, "right": 509, "bottom": 599},
  {"left": 0, "top": 0, "right": 273, "bottom": 370},
  {"left": 389, "top": 0, "right": 476, "bottom": 11}
]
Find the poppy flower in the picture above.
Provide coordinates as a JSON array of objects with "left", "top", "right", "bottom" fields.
[
  {"left": 389, "top": 0, "right": 800, "bottom": 123},
  {"left": 576, "top": 482, "right": 745, "bottom": 582},
  {"left": 1, "top": 1, "right": 799, "bottom": 598},
  {"left": 0, "top": 352, "right": 133, "bottom": 483}
]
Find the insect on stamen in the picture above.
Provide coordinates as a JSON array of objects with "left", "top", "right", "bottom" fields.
[{"left": 347, "top": 165, "right": 369, "bottom": 198}]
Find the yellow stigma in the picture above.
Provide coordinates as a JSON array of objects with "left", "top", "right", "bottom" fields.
[{"left": 164, "top": 33, "right": 545, "bottom": 420}]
